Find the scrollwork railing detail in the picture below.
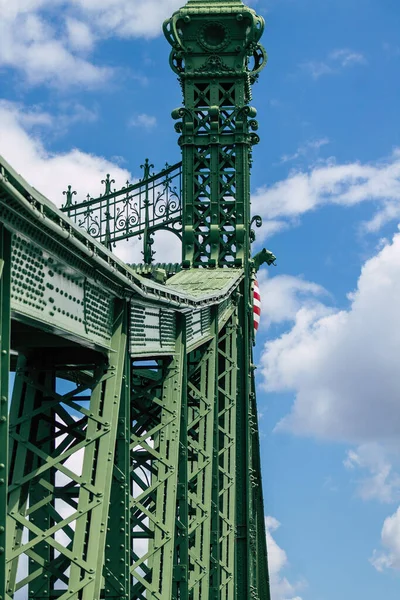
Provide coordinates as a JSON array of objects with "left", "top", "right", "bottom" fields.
[{"left": 61, "top": 160, "right": 183, "bottom": 263}]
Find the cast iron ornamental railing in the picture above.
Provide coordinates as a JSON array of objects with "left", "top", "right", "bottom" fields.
[{"left": 61, "top": 159, "right": 183, "bottom": 263}]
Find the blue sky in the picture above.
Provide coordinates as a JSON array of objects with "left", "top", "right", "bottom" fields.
[{"left": 1, "top": 0, "right": 400, "bottom": 599}]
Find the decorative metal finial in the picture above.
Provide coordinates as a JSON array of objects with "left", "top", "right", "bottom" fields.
[
  {"left": 62, "top": 185, "right": 77, "bottom": 209},
  {"left": 140, "top": 159, "right": 154, "bottom": 181},
  {"left": 101, "top": 174, "right": 115, "bottom": 196}
]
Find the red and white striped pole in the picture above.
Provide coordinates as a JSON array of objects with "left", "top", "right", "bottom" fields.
[{"left": 253, "top": 279, "right": 261, "bottom": 337}]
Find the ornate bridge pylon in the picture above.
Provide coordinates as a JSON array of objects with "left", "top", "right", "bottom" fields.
[{"left": 0, "top": 0, "right": 275, "bottom": 598}]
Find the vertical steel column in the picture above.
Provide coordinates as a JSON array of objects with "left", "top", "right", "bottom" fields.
[
  {"left": 130, "top": 320, "right": 185, "bottom": 599},
  {"left": 165, "top": 3, "right": 270, "bottom": 597},
  {"left": 186, "top": 338, "right": 216, "bottom": 599},
  {"left": 235, "top": 282, "right": 252, "bottom": 599},
  {"left": 178, "top": 112, "right": 195, "bottom": 269},
  {"left": 28, "top": 369, "right": 55, "bottom": 600},
  {"left": 249, "top": 373, "right": 270, "bottom": 600},
  {"left": 209, "top": 311, "right": 238, "bottom": 600},
  {"left": 68, "top": 299, "right": 127, "bottom": 600},
  {"left": 209, "top": 309, "right": 221, "bottom": 600},
  {"left": 104, "top": 343, "right": 131, "bottom": 599},
  {"left": 173, "top": 315, "right": 189, "bottom": 600},
  {"left": 217, "top": 314, "right": 238, "bottom": 600},
  {"left": 6, "top": 354, "right": 34, "bottom": 598},
  {"left": 0, "top": 224, "right": 11, "bottom": 600}
]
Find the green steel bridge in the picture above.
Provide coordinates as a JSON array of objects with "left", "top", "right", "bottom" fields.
[{"left": 0, "top": 0, "right": 275, "bottom": 598}]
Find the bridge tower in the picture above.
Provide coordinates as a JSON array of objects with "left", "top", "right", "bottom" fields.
[
  {"left": 0, "top": 0, "right": 272, "bottom": 599},
  {"left": 164, "top": 0, "right": 266, "bottom": 270},
  {"left": 164, "top": 1, "right": 270, "bottom": 598}
]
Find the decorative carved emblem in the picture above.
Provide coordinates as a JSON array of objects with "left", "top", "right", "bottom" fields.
[{"left": 198, "top": 54, "right": 234, "bottom": 74}]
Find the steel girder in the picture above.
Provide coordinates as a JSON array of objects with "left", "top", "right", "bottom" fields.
[
  {"left": 213, "top": 313, "right": 237, "bottom": 600},
  {"left": 234, "top": 282, "right": 271, "bottom": 600},
  {"left": 248, "top": 372, "right": 270, "bottom": 599},
  {"left": 0, "top": 224, "right": 11, "bottom": 600}
]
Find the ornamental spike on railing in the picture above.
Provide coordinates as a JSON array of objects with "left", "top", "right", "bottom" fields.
[
  {"left": 140, "top": 158, "right": 154, "bottom": 181},
  {"left": 62, "top": 185, "right": 77, "bottom": 208},
  {"left": 101, "top": 173, "right": 115, "bottom": 196}
]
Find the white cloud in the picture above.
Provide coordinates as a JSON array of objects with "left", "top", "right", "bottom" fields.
[
  {"left": 0, "top": 100, "right": 131, "bottom": 202},
  {"left": 252, "top": 149, "right": 400, "bottom": 244},
  {"left": 301, "top": 61, "right": 334, "bottom": 79},
  {"left": 0, "top": 0, "right": 183, "bottom": 87},
  {"left": 329, "top": 48, "right": 367, "bottom": 68},
  {"left": 0, "top": 100, "right": 98, "bottom": 136},
  {"left": 0, "top": 10, "right": 111, "bottom": 87},
  {"left": 0, "top": 100, "right": 180, "bottom": 265},
  {"left": 301, "top": 48, "right": 366, "bottom": 79},
  {"left": 344, "top": 443, "right": 400, "bottom": 503},
  {"left": 280, "top": 138, "right": 330, "bottom": 164},
  {"left": 129, "top": 113, "right": 157, "bottom": 129},
  {"left": 71, "top": 0, "right": 184, "bottom": 39},
  {"left": 266, "top": 517, "right": 305, "bottom": 600},
  {"left": 257, "top": 270, "right": 329, "bottom": 328},
  {"left": 371, "top": 507, "right": 400, "bottom": 572},
  {"left": 260, "top": 229, "right": 400, "bottom": 443},
  {"left": 65, "top": 17, "right": 95, "bottom": 52}
]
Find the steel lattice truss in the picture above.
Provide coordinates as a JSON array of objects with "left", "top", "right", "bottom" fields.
[
  {"left": 6, "top": 304, "right": 127, "bottom": 600},
  {"left": 0, "top": 0, "right": 273, "bottom": 598}
]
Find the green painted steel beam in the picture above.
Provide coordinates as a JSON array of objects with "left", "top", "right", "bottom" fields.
[
  {"left": 0, "top": 224, "right": 11, "bottom": 600},
  {"left": 104, "top": 346, "right": 131, "bottom": 599}
]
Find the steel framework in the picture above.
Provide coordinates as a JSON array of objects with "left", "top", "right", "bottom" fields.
[{"left": 0, "top": 0, "right": 273, "bottom": 598}]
